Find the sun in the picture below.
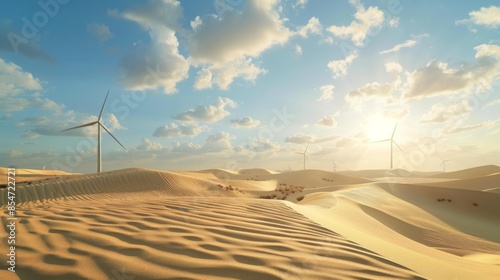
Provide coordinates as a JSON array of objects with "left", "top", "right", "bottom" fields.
[{"left": 366, "top": 116, "right": 396, "bottom": 142}]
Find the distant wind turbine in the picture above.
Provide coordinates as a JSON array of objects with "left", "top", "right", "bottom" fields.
[
  {"left": 372, "top": 123, "right": 404, "bottom": 169},
  {"left": 62, "top": 90, "right": 126, "bottom": 173},
  {"left": 296, "top": 145, "right": 309, "bottom": 170},
  {"left": 440, "top": 157, "right": 451, "bottom": 172},
  {"left": 331, "top": 160, "right": 340, "bottom": 172}
]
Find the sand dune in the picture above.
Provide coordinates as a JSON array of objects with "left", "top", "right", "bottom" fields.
[
  {"left": 1, "top": 166, "right": 499, "bottom": 279},
  {"left": 425, "top": 165, "right": 500, "bottom": 179}
]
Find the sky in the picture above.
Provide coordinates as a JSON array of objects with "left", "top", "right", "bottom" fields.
[{"left": 1, "top": 0, "right": 499, "bottom": 173}]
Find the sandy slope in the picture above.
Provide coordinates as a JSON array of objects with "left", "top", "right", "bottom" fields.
[{"left": 1, "top": 166, "right": 499, "bottom": 279}]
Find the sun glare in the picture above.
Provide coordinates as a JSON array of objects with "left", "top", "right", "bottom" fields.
[{"left": 366, "top": 117, "right": 396, "bottom": 142}]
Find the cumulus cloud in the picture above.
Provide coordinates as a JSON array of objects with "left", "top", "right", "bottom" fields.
[
  {"left": 420, "top": 101, "right": 472, "bottom": 123},
  {"left": 0, "top": 58, "right": 42, "bottom": 95},
  {"left": 317, "top": 84, "right": 334, "bottom": 101},
  {"left": 0, "top": 58, "right": 44, "bottom": 111},
  {"left": 189, "top": 0, "right": 290, "bottom": 89},
  {"left": 115, "top": 1, "right": 189, "bottom": 94},
  {"left": 230, "top": 117, "right": 260, "bottom": 128},
  {"left": 193, "top": 68, "right": 213, "bottom": 90},
  {"left": 316, "top": 115, "right": 337, "bottom": 127},
  {"left": 285, "top": 133, "right": 339, "bottom": 144},
  {"left": 107, "top": 113, "right": 126, "bottom": 130},
  {"left": 327, "top": 0, "right": 385, "bottom": 46},
  {"left": 194, "top": 58, "right": 267, "bottom": 90},
  {"left": 327, "top": 51, "right": 358, "bottom": 79},
  {"left": 137, "top": 137, "right": 163, "bottom": 151},
  {"left": 456, "top": 6, "right": 500, "bottom": 29},
  {"left": 173, "top": 97, "right": 236, "bottom": 123},
  {"left": 87, "top": 22, "right": 113, "bottom": 43},
  {"left": 296, "top": 17, "right": 322, "bottom": 37},
  {"left": 203, "top": 131, "right": 234, "bottom": 153},
  {"left": 345, "top": 82, "right": 394, "bottom": 108},
  {"left": 153, "top": 123, "right": 204, "bottom": 138},
  {"left": 247, "top": 138, "right": 280, "bottom": 152},
  {"left": 404, "top": 44, "right": 500, "bottom": 100},
  {"left": 379, "top": 40, "right": 416, "bottom": 54}
]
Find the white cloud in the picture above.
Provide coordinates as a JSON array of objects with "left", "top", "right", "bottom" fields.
[
  {"left": 317, "top": 84, "right": 334, "bottom": 101},
  {"left": 153, "top": 123, "right": 205, "bottom": 138},
  {"left": 193, "top": 68, "right": 213, "bottom": 90},
  {"left": 203, "top": 131, "right": 234, "bottom": 153},
  {"left": 295, "top": 45, "right": 303, "bottom": 56},
  {"left": 420, "top": 101, "right": 472, "bottom": 123},
  {"left": 345, "top": 82, "right": 394, "bottom": 108},
  {"left": 443, "top": 119, "right": 500, "bottom": 134},
  {"left": 247, "top": 138, "right": 280, "bottom": 152},
  {"left": 115, "top": 0, "right": 182, "bottom": 31},
  {"left": 173, "top": 97, "right": 236, "bottom": 123},
  {"left": 296, "top": 17, "right": 322, "bottom": 38},
  {"left": 87, "top": 22, "right": 113, "bottom": 43},
  {"left": 230, "top": 117, "right": 260, "bottom": 128},
  {"left": 316, "top": 115, "right": 337, "bottom": 127},
  {"left": 456, "top": 6, "right": 500, "bottom": 28},
  {"left": 116, "top": 1, "right": 189, "bottom": 94},
  {"left": 404, "top": 44, "right": 500, "bottom": 100},
  {"left": 0, "top": 58, "right": 42, "bottom": 95},
  {"left": 379, "top": 40, "right": 416, "bottom": 54},
  {"left": 285, "top": 133, "right": 339, "bottom": 144},
  {"left": 0, "top": 58, "right": 44, "bottom": 112},
  {"left": 293, "top": 0, "right": 308, "bottom": 9},
  {"left": 107, "top": 113, "right": 126, "bottom": 130},
  {"left": 190, "top": 16, "right": 202, "bottom": 30},
  {"left": 327, "top": 51, "right": 358, "bottom": 79},
  {"left": 385, "top": 62, "right": 403, "bottom": 76},
  {"left": 474, "top": 44, "right": 500, "bottom": 59},
  {"left": 188, "top": 0, "right": 290, "bottom": 89},
  {"left": 388, "top": 17, "right": 399, "bottom": 27},
  {"left": 327, "top": 0, "right": 385, "bottom": 46},
  {"left": 137, "top": 138, "right": 163, "bottom": 151}
]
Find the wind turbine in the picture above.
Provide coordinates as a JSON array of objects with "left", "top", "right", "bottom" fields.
[
  {"left": 331, "top": 160, "right": 340, "bottom": 172},
  {"left": 296, "top": 145, "right": 309, "bottom": 170},
  {"left": 440, "top": 157, "right": 451, "bottom": 172},
  {"left": 372, "top": 123, "right": 404, "bottom": 169},
  {"left": 62, "top": 90, "right": 126, "bottom": 173}
]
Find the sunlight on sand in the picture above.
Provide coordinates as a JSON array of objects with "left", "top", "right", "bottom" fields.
[{"left": 1, "top": 166, "right": 499, "bottom": 279}]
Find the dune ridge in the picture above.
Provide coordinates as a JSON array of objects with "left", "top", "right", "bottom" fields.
[{"left": 2, "top": 166, "right": 500, "bottom": 279}]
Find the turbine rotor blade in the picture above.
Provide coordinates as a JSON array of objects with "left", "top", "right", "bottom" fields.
[
  {"left": 304, "top": 144, "right": 309, "bottom": 153},
  {"left": 98, "top": 90, "right": 110, "bottom": 121},
  {"left": 393, "top": 140, "right": 405, "bottom": 156},
  {"left": 100, "top": 123, "right": 126, "bottom": 150},
  {"left": 391, "top": 122, "right": 398, "bottom": 140},
  {"left": 61, "top": 121, "right": 98, "bottom": 132}
]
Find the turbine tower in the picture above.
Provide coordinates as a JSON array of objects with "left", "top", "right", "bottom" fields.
[
  {"left": 331, "top": 160, "right": 339, "bottom": 172},
  {"left": 440, "top": 157, "right": 451, "bottom": 172},
  {"left": 373, "top": 123, "right": 404, "bottom": 169},
  {"left": 62, "top": 90, "right": 126, "bottom": 173},
  {"left": 296, "top": 145, "right": 309, "bottom": 170}
]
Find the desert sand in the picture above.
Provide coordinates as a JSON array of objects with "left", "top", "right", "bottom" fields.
[{"left": 1, "top": 166, "right": 499, "bottom": 279}]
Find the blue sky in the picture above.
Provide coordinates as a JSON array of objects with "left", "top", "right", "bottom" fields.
[{"left": 1, "top": 0, "right": 499, "bottom": 173}]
